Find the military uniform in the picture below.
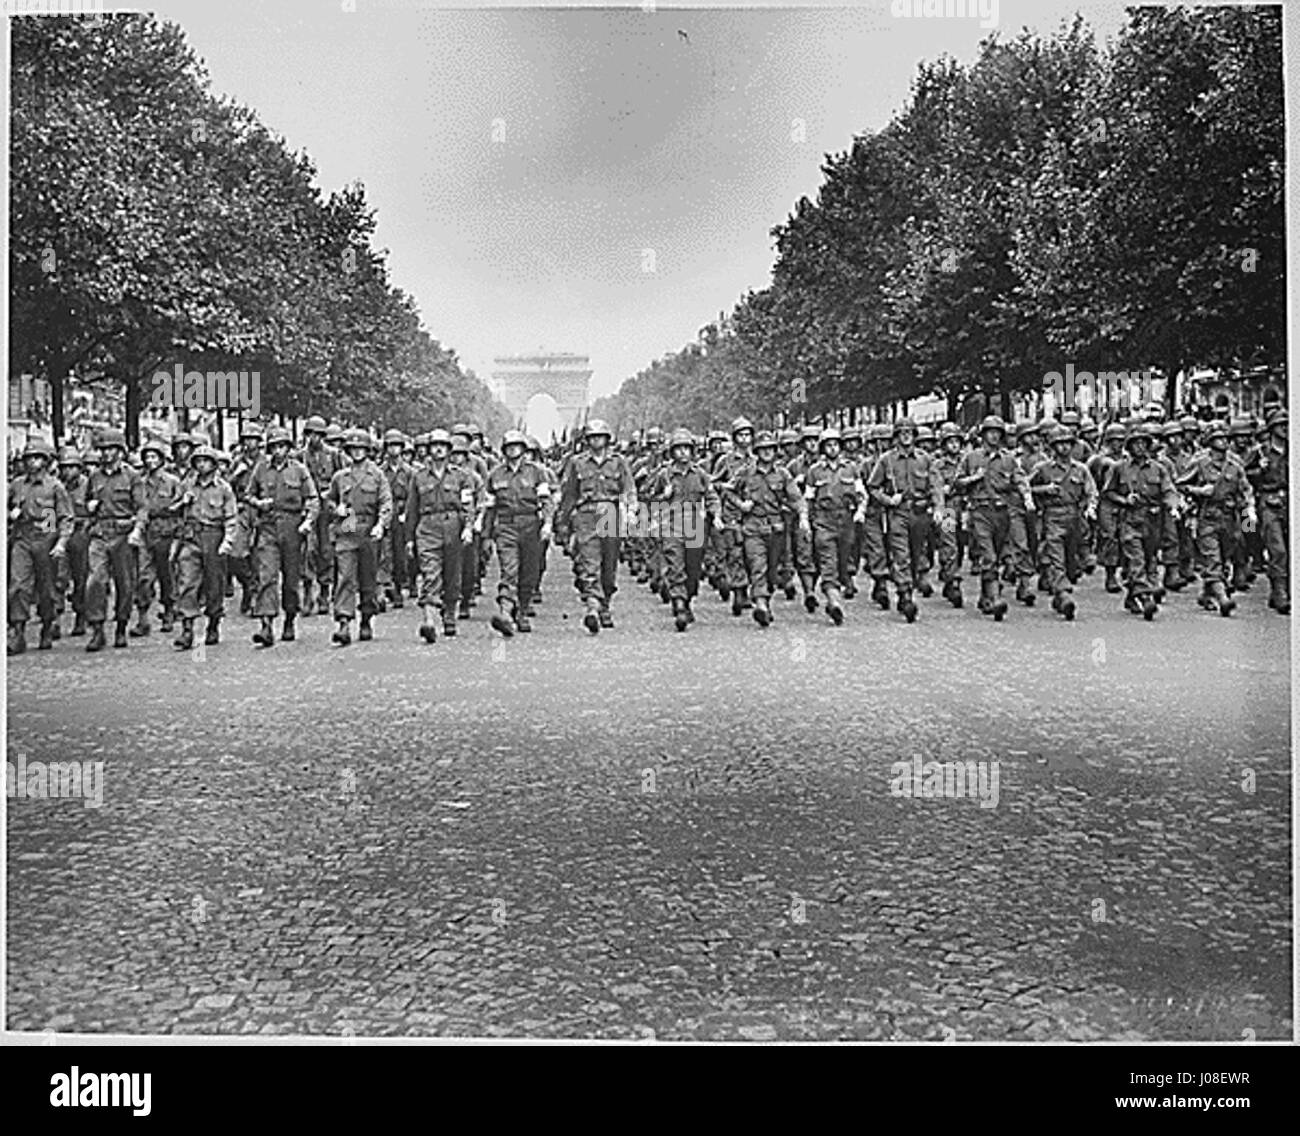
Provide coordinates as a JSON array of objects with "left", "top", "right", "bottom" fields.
[
  {"left": 1102, "top": 429, "right": 1179, "bottom": 617},
  {"left": 556, "top": 437, "right": 636, "bottom": 625},
  {"left": 1176, "top": 429, "right": 1253, "bottom": 615},
  {"left": 133, "top": 457, "right": 183, "bottom": 632},
  {"left": 804, "top": 435, "right": 866, "bottom": 622},
  {"left": 85, "top": 455, "right": 148, "bottom": 641},
  {"left": 248, "top": 448, "right": 319, "bottom": 628},
  {"left": 645, "top": 444, "right": 719, "bottom": 630},
  {"left": 1028, "top": 436, "right": 1098, "bottom": 616},
  {"left": 484, "top": 443, "right": 553, "bottom": 634},
  {"left": 55, "top": 455, "right": 92, "bottom": 633},
  {"left": 174, "top": 460, "right": 239, "bottom": 638},
  {"left": 866, "top": 433, "right": 942, "bottom": 614},
  {"left": 378, "top": 447, "right": 414, "bottom": 606},
  {"left": 327, "top": 454, "right": 394, "bottom": 627},
  {"left": 1254, "top": 423, "right": 1288, "bottom": 612},
  {"left": 956, "top": 422, "right": 1032, "bottom": 618},
  {"left": 299, "top": 431, "right": 343, "bottom": 611},
  {"left": 731, "top": 441, "right": 804, "bottom": 624},
  {"left": 8, "top": 458, "right": 73, "bottom": 649},
  {"left": 407, "top": 457, "right": 479, "bottom": 632}
]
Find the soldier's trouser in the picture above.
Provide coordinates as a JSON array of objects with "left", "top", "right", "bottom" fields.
[
  {"left": 86, "top": 528, "right": 137, "bottom": 625},
  {"left": 721, "top": 523, "right": 747, "bottom": 590},
  {"left": 572, "top": 506, "right": 620, "bottom": 604},
  {"left": 459, "top": 534, "right": 480, "bottom": 605},
  {"left": 1039, "top": 508, "right": 1081, "bottom": 594},
  {"left": 776, "top": 515, "right": 795, "bottom": 588},
  {"left": 378, "top": 516, "right": 407, "bottom": 595},
  {"left": 135, "top": 528, "right": 176, "bottom": 615},
  {"left": 860, "top": 506, "right": 889, "bottom": 581},
  {"left": 253, "top": 517, "right": 305, "bottom": 619},
  {"left": 1119, "top": 508, "right": 1161, "bottom": 596},
  {"left": 848, "top": 519, "right": 863, "bottom": 579},
  {"left": 1260, "top": 501, "right": 1288, "bottom": 590},
  {"left": 1095, "top": 500, "right": 1120, "bottom": 568},
  {"left": 969, "top": 504, "right": 1011, "bottom": 584},
  {"left": 1160, "top": 508, "right": 1181, "bottom": 568},
  {"left": 495, "top": 516, "right": 540, "bottom": 612},
  {"left": 886, "top": 506, "right": 930, "bottom": 591},
  {"left": 663, "top": 534, "right": 705, "bottom": 603},
  {"left": 307, "top": 506, "right": 333, "bottom": 588},
  {"left": 792, "top": 516, "right": 817, "bottom": 591},
  {"left": 1007, "top": 506, "right": 1035, "bottom": 582},
  {"left": 741, "top": 527, "right": 784, "bottom": 601},
  {"left": 812, "top": 517, "right": 854, "bottom": 596},
  {"left": 334, "top": 539, "right": 379, "bottom": 621},
  {"left": 1193, "top": 509, "right": 1232, "bottom": 585},
  {"left": 9, "top": 530, "right": 58, "bottom": 625},
  {"left": 936, "top": 510, "right": 961, "bottom": 583},
  {"left": 55, "top": 526, "right": 90, "bottom": 617},
  {"left": 175, "top": 527, "right": 227, "bottom": 620},
  {"left": 415, "top": 515, "right": 463, "bottom": 615}
]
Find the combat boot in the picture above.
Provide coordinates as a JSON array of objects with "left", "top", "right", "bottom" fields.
[
  {"left": 1231, "top": 565, "right": 1252, "bottom": 592},
  {"left": 1016, "top": 579, "right": 1035, "bottom": 606},
  {"left": 458, "top": 599, "right": 472, "bottom": 620},
  {"left": 1197, "top": 585, "right": 1216, "bottom": 610},
  {"left": 70, "top": 613, "right": 87, "bottom": 636},
  {"left": 672, "top": 597, "right": 689, "bottom": 632},
  {"left": 174, "top": 619, "right": 194, "bottom": 650},
  {"left": 204, "top": 616, "right": 221, "bottom": 645},
  {"left": 731, "top": 585, "right": 748, "bottom": 617},
  {"left": 419, "top": 606, "right": 438, "bottom": 643},
  {"left": 390, "top": 588, "right": 404, "bottom": 610},
  {"left": 1268, "top": 578, "right": 1290, "bottom": 615},
  {"left": 1124, "top": 591, "right": 1142, "bottom": 615},
  {"left": 803, "top": 591, "right": 819, "bottom": 614},
  {"left": 752, "top": 597, "right": 771, "bottom": 628},
  {"left": 129, "top": 610, "right": 151, "bottom": 637},
  {"left": 1058, "top": 593, "right": 1077, "bottom": 621},
  {"left": 1104, "top": 566, "right": 1121, "bottom": 593},
  {"left": 598, "top": 601, "right": 613, "bottom": 629},
  {"left": 783, "top": 582, "right": 797, "bottom": 600},
  {"left": 332, "top": 617, "right": 352, "bottom": 646},
  {"left": 49, "top": 620, "right": 61, "bottom": 640},
  {"left": 897, "top": 590, "right": 918, "bottom": 624},
  {"left": 316, "top": 585, "right": 331, "bottom": 616},
  {"left": 1163, "top": 564, "right": 1185, "bottom": 591},
  {"left": 1211, "top": 580, "right": 1236, "bottom": 618},
  {"left": 1141, "top": 594, "right": 1158, "bottom": 621},
  {"left": 581, "top": 597, "right": 600, "bottom": 635},
  {"left": 114, "top": 620, "right": 129, "bottom": 648},
  {"left": 492, "top": 600, "right": 517, "bottom": 638},
  {"left": 916, "top": 574, "right": 934, "bottom": 599},
  {"left": 252, "top": 616, "right": 276, "bottom": 648},
  {"left": 977, "top": 579, "right": 995, "bottom": 615},
  {"left": 442, "top": 617, "right": 457, "bottom": 638},
  {"left": 515, "top": 608, "right": 532, "bottom": 633},
  {"left": 684, "top": 599, "right": 696, "bottom": 624},
  {"left": 942, "top": 578, "right": 963, "bottom": 608},
  {"left": 85, "top": 622, "right": 106, "bottom": 652},
  {"left": 281, "top": 614, "right": 296, "bottom": 641},
  {"left": 358, "top": 613, "right": 374, "bottom": 641},
  {"left": 38, "top": 621, "right": 55, "bottom": 650},
  {"left": 1037, "top": 573, "right": 1052, "bottom": 594},
  {"left": 825, "top": 587, "right": 845, "bottom": 626},
  {"left": 872, "top": 578, "right": 891, "bottom": 610},
  {"left": 8, "top": 622, "right": 27, "bottom": 656},
  {"left": 843, "top": 577, "right": 857, "bottom": 599},
  {"left": 159, "top": 607, "right": 175, "bottom": 634}
]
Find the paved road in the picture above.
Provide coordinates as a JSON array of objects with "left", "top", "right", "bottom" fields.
[{"left": 6, "top": 563, "right": 1292, "bottom": 1040}]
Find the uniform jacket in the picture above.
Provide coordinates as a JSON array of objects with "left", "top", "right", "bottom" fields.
[
  {"left": 804, "top": 457, "right": 866, "bottom": 525},
  {"left": 483, "top": 459, "right": 554, "bottom": 525},
  {"left": 406, "top": 462, "right": 480, "bottom": 542},
  {"left": 1028, "top": 456, "right": 1098, "bottom": 515},
  {"left": 9, "top": 472, "right": 73, "bottom": 541},
  {"left": 248, "top": 456, "right": 320, "bottom": 529},
  {"left": 866, "top": 447, "right": 943, "bottom": 511},
  {"left": 180, "top": 473, "right": 239, "bottom": 545},
  {"left": 731, "top": 460, "right": 805, "bottom": 534},
  {"left": 328, "top": 459, "right": 394, "bottom": 548},
  {"left": 956, "top": 446, "right": 1032, "bottom": 509},
  {"left": 87, "top": 464, "right": 148, "bottom": 530}
]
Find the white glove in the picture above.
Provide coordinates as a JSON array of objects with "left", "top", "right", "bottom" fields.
[
  {"left": 369, "top": 523, "right": 384, "bottom": 541},
  {"left": 460, "top": 525, "right": 473, "bottom": 544}
]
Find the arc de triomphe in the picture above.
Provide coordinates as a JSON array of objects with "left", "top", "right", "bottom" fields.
[{"left": 490, "top": 353, "right": 592, "bottom": 432}]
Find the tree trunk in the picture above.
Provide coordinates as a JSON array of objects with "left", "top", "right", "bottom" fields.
[
  {"left": 125, "top": 371, "right": 140, "bottom": 450},
  {"left": 50, "top": 353, "right": 66, "bottom": 443}
]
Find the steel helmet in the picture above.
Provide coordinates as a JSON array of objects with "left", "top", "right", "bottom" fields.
[
  {"left": 1015, "top": 420, "right": 1041, "bottom": 440},
  {"left": 57, "top": 446, "right": 83, "bottom": 465},
  {"left": 170, "top": 432, "right": 195, "bottom": 448},
  {"left": 979, "top": 416, "right": 1006, "bottom": 436},
  {"left": 753, "top": 430, "right": 778, "bottom": 450},
  {"left": 1228, "top": 416, "right": 1254, "bottom": 437},
  {"left": 525, "top": 435, "right": 542, "bottom": 453},
  {"left": 916, "top": 424, "right": 935, "bottom": 443},
  {"left": 266, "top": 426, "right": 293, "bottom": 447},
  {"left": 668, "top": 428, "right": 695, "bottom": 451},
  {"left": 1267, "top": 409, "right": 1288, "bottom": 429},
  {"left": 451, "top": 423, "right": 470, "bottom": 438},
  {"left": 140, "top": 437, "right": 168, "bottom": 459},
  {"left": 501, "top": 429, "right": 528, "bottom": 451},
  {"left": 342, "top": 427, "right": 371, "bottom": 451},
  {"left": 23, "top": 437, "right": 54, "bottom": 459},
  {"left": 818, "top": 427, "right": 842, "bottom": 447},
  {"left": 303, "top": 415, "right": 328, "bottom": 434},
  {"left": 938, "top": 422, "right": 962, "bottom": 441},
  {"left": 777, "top": 428, "right": 798, "bottom": 446},
  {"left": 99, "top": 429, "right": 126, "bottom": 451},
  {"left": 893, "top": 417, "right": 918, "bottom": 436},
  {"left": 730, "top": 416, "right": 754, "bottom": 436},
  {"left": 645, "top": 427, "right": 664, "bottom": 444},
  {"left": 841, "top": 425, "right": 862, "bottom": 443},
  {"left": 1047, "top": 423, "right": 1075, "bottom": 445},
  {"left": 325, "top": 424, "right": 344, "bottom": 444},
  {"left": 584, "top": 418, "right": 612, "bottom": 440},
  {"left": 1160, "top": 420, "right": 1185, "bottom": 438},
  {"left": 1203, "top": 420, "right": 1229, "bottom": 442},
  {"left": 1124, "top": 423, "right": 1154, "bottom": 447},
  {"left": 427, "top": 428, "right": 452, "bottom": 448},
  {"left": 191, "top": 445, "right": 220, "bottom": 465},
  {"left": 466, "top": 423, "right": 484, "bottom": 439},
  {"left": 383, "top": 428, "right": 405, "bottom": 447},
  {"left": 1079, "top": 415, "right": 1098, "bottom": 436},
  {"left": 1060, "top": 410, "right": 1081, "bottom": 428},
  {"left": 1102, "top": 422, "right": 1127, "bottom": 444},
  {"left": 800, "top": 424, "right": 821, "bottom": 441},
  {"left": 239, "top": 420, "right": 264, "bottom": 440},
  {"left": 451, "top": 435, "right": 470, "bottom": 454}
]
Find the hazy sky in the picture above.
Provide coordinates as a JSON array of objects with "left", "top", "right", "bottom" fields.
[{"left": 145, "top": 0, "right": 1128, "bottom": 402}]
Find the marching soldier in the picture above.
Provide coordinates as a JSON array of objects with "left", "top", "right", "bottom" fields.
[
  {"left": 378, "top": 428, "right": 414, "bottom": 609},
  {"left": 172, "top": 445, "right": 238, "bottom": 649},
  {"left": 1089, "top": 422, "right": 1127, "bottom": 594},
  {"left": 55, "top": 446, "right": 92, "bottom": 636},
  {"left": 1176, "top": 420, "right": 1253, "bottom": 618},
  {"left": 1158, "top": 420, "right": 1197, "bottom": 592},
  {"left": 1028, "top": 423, "right": 1098, "bottom": 621},
  {"left": 449, "top": 432, "right": 486, "bottom": 620},
  {"left": 1102, "top": 422, "right": 1179, "bottom": 621},
  {"left": 406, "top": 428, "right": 479, "bottom": 642},
  {"left": 131, "top": 438, "right": 183, "bottom": 637},
  {"left": 932, "top": 422, "right": 966, "bottom": 607},
  {"left": 866, "top": 417, "right": 943, "bottom": 623},
  {"left": 710, "top": 417, "right": 757, "bottom": 615},
  {"left": 299, "top": 415, "right": 342, "bottom": 615},
  {"left": 8, "top": 438, "right": 73, "bottom": 654},
  {"left": 1012, "top": 420, "right": 1043, "bottom": 603},
  {"left": 227, "top": 421, "right": 264, "bottom": 615},
  {"left": 955, "top": 416, "right": 1033, "bottom": 621},
  {"left": 526, "top": 435, "right": 559, "bottom": 609},
  {"left": 858, "top": 424, "right": 894, "bottom": 611},
  {"left": 1255, "top": 410, "right": 1288, "bottom": 615},
  {"left": 556, "top": 418, "right": 637, "bottom": 633},
  {"left": 327, "top": 428, "right": 393, "bottom": 646},
  {"left": 732, "top": 430, "right": 806, "bottom": 627},
  {"left": 646, "top": 429, "right": 720, "bottom": 632},
  {"left": 803, "top": 427, "right": 867, "bottom": 625},
  {"left": 247, "top": 426, "right": 319, "bottom": 646},
  {"left": 786, "top": 423, "right": 824, "bottom": 612},
  {"left": 84, "top": 429, "right": 148, "bottom": 652},
  {"left": 483, "top": 430, "right": 553, "bottom": 637}
]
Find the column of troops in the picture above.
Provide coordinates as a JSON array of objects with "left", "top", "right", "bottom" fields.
[{"left": 6, "top": 403, "right": 1290, "bottom": 655}]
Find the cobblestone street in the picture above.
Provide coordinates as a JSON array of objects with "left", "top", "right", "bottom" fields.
[{"left": 6, "top": 566, "right": 1292, "bottom": 1040}]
